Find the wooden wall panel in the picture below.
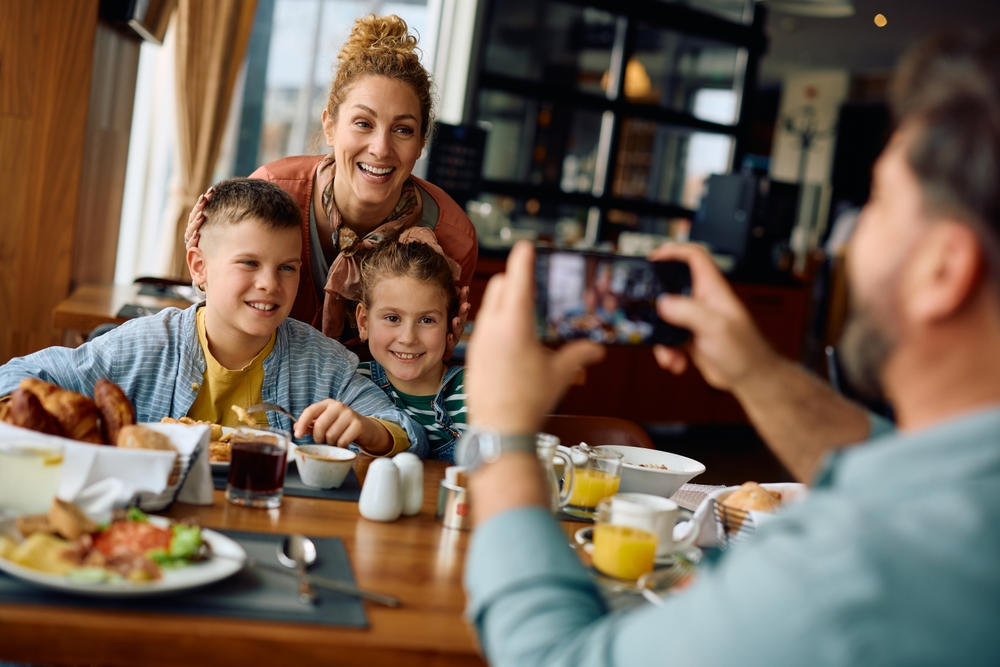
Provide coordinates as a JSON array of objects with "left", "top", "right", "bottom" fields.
[
  {"left": 72, "top": 23, "right": 141, "bottom": 286},
  {"left": 0, "top": 0, "right": 100, "bottom": 363}
]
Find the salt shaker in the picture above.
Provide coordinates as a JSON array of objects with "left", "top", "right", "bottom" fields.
[
  {"left": 358, "top": 458, "right": 402, "bottom": 522},
  {"left": 393, "top": 452, "right": 423, "bottom": 516}
]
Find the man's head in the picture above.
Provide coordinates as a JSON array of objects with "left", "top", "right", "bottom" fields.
[
  {"left": 841, "top": 32, "right": 1000, "bottom": 404},
  {"left": 187, "top": 178, "right": 303, "bottom": 354}
]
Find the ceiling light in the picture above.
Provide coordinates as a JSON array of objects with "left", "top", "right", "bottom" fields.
[
  {"left": 758, "top": 0, "right": 856, "bottom": 18},
  {"left": 874, "top": 13, "right": 888, "bottom": 27}
]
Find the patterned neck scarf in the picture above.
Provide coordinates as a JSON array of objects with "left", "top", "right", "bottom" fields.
[{"left": 315, "top": 153, "right": 423, "bottom": 338}]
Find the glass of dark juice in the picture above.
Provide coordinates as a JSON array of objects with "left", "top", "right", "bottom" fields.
[{"left": 226, "top": 427, "right": 290, "bottom": 508}]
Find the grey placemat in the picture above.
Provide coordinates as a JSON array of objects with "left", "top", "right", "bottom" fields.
[
  {"left": 213, "top": 464, "right": 362, "bottom": 501},
  {"left": 0, "top": 531, "right": 367, "bottom": 627}
]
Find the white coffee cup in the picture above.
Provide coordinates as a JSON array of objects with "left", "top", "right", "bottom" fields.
[{"left": 613, "top": 492, "right": 698, "bottom": 557}]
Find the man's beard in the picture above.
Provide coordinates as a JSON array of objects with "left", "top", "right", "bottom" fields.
[{"left": 838, "top": 303, "right": 896, "bottom": 404}]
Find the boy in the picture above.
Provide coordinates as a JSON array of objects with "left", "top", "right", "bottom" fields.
[{"left": 0, "top": 179, "right": 423, "bottom": 457}]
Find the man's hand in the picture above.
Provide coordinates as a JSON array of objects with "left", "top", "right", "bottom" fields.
[
  {"left": 649, "top": 243, "right": 780, "bottom": 393},
  {"left": 294, "top": 400, "right": 391, "bottom": 455},
  {"left": 466, "top": 241, "right": 606, "bottom": 435}
]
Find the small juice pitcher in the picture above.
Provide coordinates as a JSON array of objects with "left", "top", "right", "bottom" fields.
[{"left": 535, "top": 433, "right": 575, "bottom": 512}]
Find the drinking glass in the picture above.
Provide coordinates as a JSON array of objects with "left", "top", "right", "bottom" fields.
[
  {"left": 0, "top": 444, "right": 64, "bottom": 515},
  {"left": 225, "top": 427, "right": 289, "bottom": 509},
  {"left": 592, "top": 496, "right": 659, "bottom": 581},
  {"left": 562, "top": 444, "right": 623, "bottom": 519}
]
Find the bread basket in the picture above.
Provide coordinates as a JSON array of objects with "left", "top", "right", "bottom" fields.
[{"left": 710, "top": 483, "right": 810, "bottom": 549}]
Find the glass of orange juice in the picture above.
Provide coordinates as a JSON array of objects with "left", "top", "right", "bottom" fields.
[
  {"left": 563, "top": 445, "right": 623, "bottom": 519},
  {"left": 591, "top": 496, "right": 659, "bottom": 581}
]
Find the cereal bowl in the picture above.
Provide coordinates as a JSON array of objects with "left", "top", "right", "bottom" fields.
[
  {"left": 594, "top": 445, "right": 705, "bottom": 498},
  {"left": 295, "top": 445, "right": 356, "bottom": 489}
]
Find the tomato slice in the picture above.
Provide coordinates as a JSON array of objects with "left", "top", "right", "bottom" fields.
[{"left": 93, "top": 521, "right": 172, "bottom": 557}]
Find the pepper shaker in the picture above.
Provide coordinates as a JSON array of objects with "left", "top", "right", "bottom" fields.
[
  {"left": 358, "top": 458, "right": 402, "bottom": 522},
  {"left": 393, "top": 452, "right": 423, "bottom": 516}
]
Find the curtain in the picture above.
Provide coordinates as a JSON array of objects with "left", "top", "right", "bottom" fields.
[{"left": 164, "top": 0, "right": 258, "bottom": 279}]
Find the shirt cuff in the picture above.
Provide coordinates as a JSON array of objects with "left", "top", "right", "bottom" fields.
[
  {"left": 368, "top": 418, "right": 411, "bottom": 457},
  {"left": 465, "top": 506, "right": 597, "bottom": 619}
]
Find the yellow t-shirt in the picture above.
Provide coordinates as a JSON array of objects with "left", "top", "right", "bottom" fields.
[{"left": 187, "top": 308, "right": 274, "bottom": 428}]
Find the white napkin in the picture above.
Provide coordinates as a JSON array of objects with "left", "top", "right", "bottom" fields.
[
  {"left": 692, "top": 482, "right": 809, "bottom": 548},
  {"left": 0, "top": 421, "right": 213, "bottom": 520}
]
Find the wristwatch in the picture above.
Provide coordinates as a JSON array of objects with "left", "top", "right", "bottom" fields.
[{"left": 455, "top": 427, "right": 537, "bottom": 473}]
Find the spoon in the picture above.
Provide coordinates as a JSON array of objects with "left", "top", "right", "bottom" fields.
[
  {"left": 202, "top": 541, "right": 401, "bottom": 607},
  {"left": 277, "top": 534, "right": 319, "bottom": 604}
]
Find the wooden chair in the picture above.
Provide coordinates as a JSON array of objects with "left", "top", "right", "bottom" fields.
[{"left": 541, "top": 415, "right": 654, "bottom": 450}]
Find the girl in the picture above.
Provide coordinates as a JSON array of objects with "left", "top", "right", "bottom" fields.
[{"left": 355, "top": 240, "right": 466, "bottom": 461}]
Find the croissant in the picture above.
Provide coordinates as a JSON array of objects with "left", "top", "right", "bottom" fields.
[
  {"left": 6, "top": 388, "right": 64, "bottom": 436},
  {"left": 19, "top": 378, "right": 104, "bottom": 444},
  {"left": 94, "top": 378, "right": 135, "bottom": 446}
]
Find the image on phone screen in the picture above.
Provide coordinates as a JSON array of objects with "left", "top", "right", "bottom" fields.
[{"left": 535, "top": 250, "right": 691, "bottom": 347}]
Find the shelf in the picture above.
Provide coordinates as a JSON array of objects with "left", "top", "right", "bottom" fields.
[{"left": 479, "top": 72, "right": 740, "bottom": 134}]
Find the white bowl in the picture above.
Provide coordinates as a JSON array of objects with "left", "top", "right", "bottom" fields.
[
  {"left": 595, "top": 445, "right": 705, "bottom": 498},
  {"left": 295, "top": 445, "right": 356, "bottom": 489}
]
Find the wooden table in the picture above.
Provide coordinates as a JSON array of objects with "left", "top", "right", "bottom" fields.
[
  {"left": 0, "top": 461, "right": 487, "bottom": 667},
  {"left": 52, "top": 283, "right": 192, "bottom": 333}
]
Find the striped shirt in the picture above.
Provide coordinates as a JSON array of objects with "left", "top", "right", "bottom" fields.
[
  {"left": 358, "top": 362, "right": 467, "bottom": 462},
  {"left": 0, "top": 304, "right": 424, "bottom": 456}
]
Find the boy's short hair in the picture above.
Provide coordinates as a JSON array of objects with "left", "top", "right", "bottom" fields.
[{"left": 202, "top": 178, "right": 302, "bottom": 231}]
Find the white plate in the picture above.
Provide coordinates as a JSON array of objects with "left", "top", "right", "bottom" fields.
[
  {"left": 0, "top": 516, "right": 246, "bottom": 598},
  {"left": 210, "top": 426, "right": 297, "bottom": 470}
]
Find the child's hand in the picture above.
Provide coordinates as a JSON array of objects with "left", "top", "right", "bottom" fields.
[{"left": 295, "top": 400, "right": 391, "bottom": 454}]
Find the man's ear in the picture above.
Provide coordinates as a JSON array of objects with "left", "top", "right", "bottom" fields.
[
  {"left": 905, "top": 221, "right": 984, "bottom": 324},
  {"left": 356, "top": 302, "right": 370, "bottom": 341},
  {"left": 188, "top": 246, "right": 209, "bottom": 291}
]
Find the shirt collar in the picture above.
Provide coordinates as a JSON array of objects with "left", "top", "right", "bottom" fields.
[{"left": 823, "top": 407, "right": 1000, "bottom": 492}]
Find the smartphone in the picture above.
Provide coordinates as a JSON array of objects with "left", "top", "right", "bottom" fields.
[{"left": 535, "top": 249, "right": 692, "bottom": 347}]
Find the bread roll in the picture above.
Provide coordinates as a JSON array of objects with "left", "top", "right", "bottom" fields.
[
  {"left": 6, "top": 388, "right": 63, "bottom": 436},
  {"left": 94, "top": 378, "right": 135, "bottom": 446},
  {"left": 19, "top": 378, "right": 103, "bottom": 444},
  {"left": 117, "top": 425, "right": 181, "bottom": 485},
  {"left": 48, "top": 498, "right": 99, "bottom": 540},
  {"left": 722, "top": 482, "right": 782, "bottom": 513}
]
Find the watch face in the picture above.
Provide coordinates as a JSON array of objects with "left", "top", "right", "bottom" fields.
[{"left": 456, "top": 431, "right": 482, "bottom": 470}]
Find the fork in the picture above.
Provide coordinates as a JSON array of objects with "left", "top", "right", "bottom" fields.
[{"left": 244, "top": 402, "right": 296, "bottom": 421}]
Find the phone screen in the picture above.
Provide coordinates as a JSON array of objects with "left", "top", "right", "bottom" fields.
[{"left": 535, "top": 250, "right": 691, "bottom": 347}]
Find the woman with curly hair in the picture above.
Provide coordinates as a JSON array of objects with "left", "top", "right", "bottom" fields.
[{"left": 185, "top": 14, "right": 476, "bottom": 351}]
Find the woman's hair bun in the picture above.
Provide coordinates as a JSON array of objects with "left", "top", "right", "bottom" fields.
[{"left": 339, "top": 14, "right": 418, "bottom": 66}]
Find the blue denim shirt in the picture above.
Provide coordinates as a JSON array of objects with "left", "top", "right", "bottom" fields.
[
  {"left": 465, "top": 409, "right": 1000, "bottom": 666},
  {"left": 363, "top": 360, "right": 464, "bottom": 461}
]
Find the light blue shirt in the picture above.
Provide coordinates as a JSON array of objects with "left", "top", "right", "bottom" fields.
[
  {"left": 465, "top": 409, "right": 1000, "bottom": 666},
  {"left": 0, "top": 304, "right": 426, "bottom": 454}
]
